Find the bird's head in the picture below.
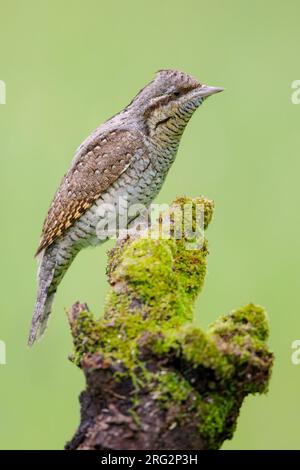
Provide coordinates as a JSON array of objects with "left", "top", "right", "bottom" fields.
[{"left": 127, "top": 69, "right": 223, "bottom": 138}]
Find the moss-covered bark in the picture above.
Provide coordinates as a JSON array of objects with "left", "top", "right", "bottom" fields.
[{"left": 66, "top": 196, "right": 273, "bottom": 450}]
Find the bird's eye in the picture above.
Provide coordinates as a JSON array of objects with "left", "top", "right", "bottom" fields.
[{"left": 173, "top": 91, "right": 180, "bottom": 97}]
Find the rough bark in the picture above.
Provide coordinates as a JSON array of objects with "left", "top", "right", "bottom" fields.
[{"left": 65, "top": 196, "right": 273, "bottom": 450}]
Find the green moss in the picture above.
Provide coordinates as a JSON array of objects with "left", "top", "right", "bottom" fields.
[
  {"left": 74, "top": 198, "right": 213, "bottom": 371},
  {"left": 210, "top": 303, "right": 269, "bottom": 341},
  {"left": 69, "top": 197, "right": 273, "bottom": 448},
  {"left": 179, "top": 325, "right": 234, "bottom": 380},
  {"left": 72, "top": 227, "right": 210, "bottom": 371},
  {"left": 197, "top": 393, "right": 237, "bottom": 448},
  {"left": 115, "top": 239, "right": 189, "bottom": 317},
  {"left": 153, "top": 370, "right": 194, "bottom": 404},
  {"left": 150, "top": 370, "right": 237, "bottom": 448}
]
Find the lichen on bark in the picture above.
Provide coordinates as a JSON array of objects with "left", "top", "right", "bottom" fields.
[{"left": 66, "top": 196, "right": 273, "bottom": 450}]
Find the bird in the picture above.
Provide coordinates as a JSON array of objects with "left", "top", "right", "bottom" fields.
[{"left": 29, "top": 69, "right": 223, "bottom": 345}]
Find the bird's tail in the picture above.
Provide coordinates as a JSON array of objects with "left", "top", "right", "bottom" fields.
[
  {"left": 28, "top": 247, "right": 58, "bottom": 346},
  {"left": 28, "top": 243, "right": 76, "bottom": 346}
]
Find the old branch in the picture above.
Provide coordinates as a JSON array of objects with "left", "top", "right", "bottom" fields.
[{"left": 65, "top": 196, "right": 273, "bottom": 450}]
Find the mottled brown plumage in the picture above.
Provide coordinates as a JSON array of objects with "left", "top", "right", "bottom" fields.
[{"left": 36, "top": 129, "right": 147, "bottom": 254}]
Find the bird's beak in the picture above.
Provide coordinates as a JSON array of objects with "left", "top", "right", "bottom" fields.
[{"left": 196, "top": 85, "right": 224, "bottom": 98}]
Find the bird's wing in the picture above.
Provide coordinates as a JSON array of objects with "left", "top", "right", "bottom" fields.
[{"left": 36, "top": 129, "right": 145, "bottom": 255}]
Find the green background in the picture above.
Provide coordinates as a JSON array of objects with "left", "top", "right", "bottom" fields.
[{"left": 0, "top": 0, "right": 299, "bottom": 449}]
